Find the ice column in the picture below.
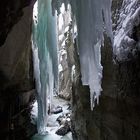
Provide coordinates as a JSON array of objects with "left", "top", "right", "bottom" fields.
[{"left": 32, "top": 0, "right": 58, "bottom": 134}]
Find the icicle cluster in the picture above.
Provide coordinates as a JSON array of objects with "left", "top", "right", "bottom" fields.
[
  {"left": 113, "top": 0, "right": 140, "bottom": 61},
  {"left": 32, "top": 0, "right": 58, "bottom": 134},
  {"left": 52, "top": 0, "right": 113, "bottom": 110}
]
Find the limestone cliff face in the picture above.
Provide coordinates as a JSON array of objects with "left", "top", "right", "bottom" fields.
[
  {"left": 0, "top": 1, "right": 36, "bottom": 140},
  {"left": 72, "top": 0, "right": 140, "bottom": 140}
]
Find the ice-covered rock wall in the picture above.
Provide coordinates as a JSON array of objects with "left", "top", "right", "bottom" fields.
[
  {"left": 113, "top": 0, "right": 140, "bottom": 61},
  {"left": 57, "top": 4, "right": 74, "bottom": 100},
  {"left": 32, "top": 0, "right": 58, "bottom": 134}
]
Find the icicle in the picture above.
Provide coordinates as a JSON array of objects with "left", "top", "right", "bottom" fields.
[{"left": 32, "top": 0, "right": 58, "bottom": 134}]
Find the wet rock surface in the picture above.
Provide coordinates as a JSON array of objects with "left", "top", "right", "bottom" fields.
[
  {"left": 56, "top": 121, "right": 71, "bottom": 136},
  {"left": 51, "top": 106, "right": 63, "bottom": 114}
]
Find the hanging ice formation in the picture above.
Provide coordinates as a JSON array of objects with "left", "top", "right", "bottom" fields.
[
  {"left": 32, "top": 0, "right": 58, "bottom": 134},
  {"left": 52, "top": 0, "right": 113, "bottom": 110}
]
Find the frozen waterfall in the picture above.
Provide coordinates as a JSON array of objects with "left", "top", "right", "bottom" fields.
[{"left": 32, "top": 0, "right": 58, "bottom": 134}]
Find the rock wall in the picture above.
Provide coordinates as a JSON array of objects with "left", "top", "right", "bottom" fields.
[
  {"left": 58, "top": 8, "right": 73, "bottom": 100},
  {"left": 0, "top": 1, "right": 36, "bottom": 140},
  {"left": 71, "top": 1, "right": 140, "bottom": 140}
]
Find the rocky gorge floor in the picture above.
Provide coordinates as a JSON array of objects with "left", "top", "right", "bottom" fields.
[{"left": 31, "top": 96, "right": 73, "bottom": 140}]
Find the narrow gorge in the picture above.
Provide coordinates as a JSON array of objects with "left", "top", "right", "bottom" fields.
[{"left": 0, "top": 0, "right": 139, "bottom": 140}]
